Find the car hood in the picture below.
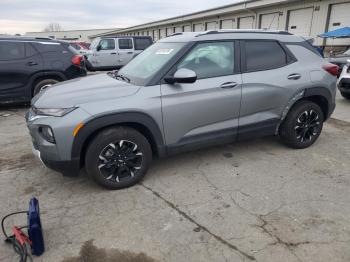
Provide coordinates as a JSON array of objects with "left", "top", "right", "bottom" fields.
[{"left": 32, "top": 73, "right": 140, "bottom": 108}]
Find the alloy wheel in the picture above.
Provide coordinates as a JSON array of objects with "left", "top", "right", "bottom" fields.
[
  {"left": 98, "top": 140, "right": 143, "bottom": 182},
  {"left": 294, "top": 110, "right": 321, "bottom": 143}
]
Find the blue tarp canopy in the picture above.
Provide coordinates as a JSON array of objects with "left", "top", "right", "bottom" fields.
[{"left": 319, "top": 27, "right": 350, "bottom": 38}]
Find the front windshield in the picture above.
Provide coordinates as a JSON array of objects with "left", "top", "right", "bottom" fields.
[{"left": 117, "top": 42, "right": 186, "bottom": 85}]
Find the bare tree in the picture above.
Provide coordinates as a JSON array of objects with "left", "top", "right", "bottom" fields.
[{"left": 43, "top": 23, "right": 63, "bottom": 32}]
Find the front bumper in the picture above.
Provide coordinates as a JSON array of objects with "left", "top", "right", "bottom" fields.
[{"left": 25, "top": 109, "right": 86, "bottom": 177}]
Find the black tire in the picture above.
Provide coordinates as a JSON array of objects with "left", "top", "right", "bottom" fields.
[
  {"left": 340, "top": 92, "right": 350, "bottom": 100},
  {"left": 85, "top": 126, "right": 152, "bottom": 189},
  {"left": 33, "top": 79, "right": 59, "bottom": 96},
  {"left": 279, "top": 101, "right": 324, "bottom": 149}
]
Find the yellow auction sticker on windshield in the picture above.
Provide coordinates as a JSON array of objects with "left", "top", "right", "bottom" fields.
[{"left": 155, "top": 49, "right": 174, "bottom": 55}]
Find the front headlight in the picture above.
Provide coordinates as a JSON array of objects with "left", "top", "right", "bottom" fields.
[{"left": 34, "top": 107, "right": 77, "bottom": 117}]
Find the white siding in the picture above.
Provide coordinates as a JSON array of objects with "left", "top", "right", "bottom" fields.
[
  {"left": 238, "top": 16, "right": 254, "bottom": 29},
  {"left": 287, "top": 8, "right": 314, "bottom": 37},
  {"left": 260, "top": 13, "right": 280, "bottom": 30},
  {"left": 174, "top": 26, "right": 182, "bottom": 33},
  {"left": 166, "top": 27, "right": 173, "bottom": 36},
  {"left": 327, "top": 2, "right": 350, "bottom": 45},
  {"left": 159, "top": 28, "right": 166, "bottom": 39}
]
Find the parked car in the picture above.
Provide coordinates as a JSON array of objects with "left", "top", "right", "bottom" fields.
[
  {"left": 0, "top": 37, "right": 86, "bottom": 104},
  {"left": 26, "top": 30, "right": 337, "bottom": 189},
  {"left": 85, "top": 36, "right": 152, "bottom": 70},
  {"left": 329, "top": 48, "right": 350, "bottom": 75},
  {"left": 337, "top": 59, "right": 350, "bottom": 99},
  {"left": 70, "top": 42, "right": 90, "bottom": 55}
]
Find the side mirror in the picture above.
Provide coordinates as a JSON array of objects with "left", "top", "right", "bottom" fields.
[
  {"left": 96, "top": 45, "right": 101, "bottom": 51},
  {"left": 165, "top": 68, "right": 197, "bottom": 84}
]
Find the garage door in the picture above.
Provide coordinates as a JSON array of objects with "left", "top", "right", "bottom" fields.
[
  {"left": 206, "top": 21, "right": 218, "bottom": 30},
  {"left": 221, "top": 19, "right": 236, "bottom": 29},
  {"left": 287, "top": 8, "right": 313, "bottom": 37},
  {"left": 183, "top": 25, "right": 191, "bottom": 32},
  {"left": 174, "top": 26, "right": 182, "bottom": 33},
  {"left": 238, "top": 16, "right": 254, "bottom": 29},
  {"left": 327, "top": 2, "right": 350, "bottom": 45},
  {"left": 260, "top": 13, "right": 280, "bottom": 30},
  {"left": 193, "top": 23, "right": 204, "bottom": 32},
  {"left": 166, "top": 27, "right": 173, "bottom": 36},
  {"left": 159, "top": 28, "right": 166, "bottom": 39}
]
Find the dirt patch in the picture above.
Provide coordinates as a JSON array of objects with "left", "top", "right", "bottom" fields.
[
  {"left": 222, "top": 152, "right": 233, "bottom": 158},
  {"left": 0, "top": 153, "right": 36, "bottom": 171},
  {"left": 62, "top": 240, "right": 157, "bottom": 262},
  {"left": 328, "top": 118, "right": 350, "bottom": 131}
]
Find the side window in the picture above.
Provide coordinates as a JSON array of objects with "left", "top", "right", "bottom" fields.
[
  {"left": 0, "top": 41, "right": 25, "bottom": 60},
  {"left": 99, "top": 39, "right": 115, "bottom": 50},
  {"left": 177, "top": 41, "right": 234, "bottom": 79},
  {"left": 134, "top": 38, "right": 152, "bottom": 50},
  {"left": 244, "top": 40, "right": 288, "bottom": 72},
  {"left": 118, "top": 39, "right": 133, "bottom": 49},
  {"left": 25, "top": 43, "right": 38, "bottom": 57}
]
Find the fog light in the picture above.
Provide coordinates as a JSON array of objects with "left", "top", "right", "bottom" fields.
[{"left": 39, "top": 126, "right": 55, "bottom": 143}]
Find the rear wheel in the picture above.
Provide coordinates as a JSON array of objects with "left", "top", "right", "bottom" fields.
[
  {"left": 85, "top": 126, "right": 152, "bottom": 189},
  {"left": 340, "top": 92, "right": 350, "bottom": 100},
  {"left": 279, "top": 101, "right": 324, "bottom": 149},
  {"left": 33, "top": 79, "right": 59, "bottom": 96}
]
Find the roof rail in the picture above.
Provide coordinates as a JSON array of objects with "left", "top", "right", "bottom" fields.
[
  {"left": 167, "top": 32, "right": 183, "bottom": 37},
  {"left": 34, "top": 37, "right": 53, "bottom": 40},
  {"left": 195, "top": 30, "right": 292, "bottom": 37}
]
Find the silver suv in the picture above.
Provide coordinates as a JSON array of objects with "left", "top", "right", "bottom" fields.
[{"left": 26, "top": 30, "right": 338, "bottom": 189}]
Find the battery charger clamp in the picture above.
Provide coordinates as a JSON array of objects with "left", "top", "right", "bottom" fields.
[{"left": 1, "top": 197, "right": 45, "bottom": 261}]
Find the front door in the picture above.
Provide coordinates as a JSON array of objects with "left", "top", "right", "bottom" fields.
[
  {"left": 161, "top": 41, "right": 242, "bottom": 151},
  {"left": 94, "top": 38, "right": 118, "bottom": 68}
]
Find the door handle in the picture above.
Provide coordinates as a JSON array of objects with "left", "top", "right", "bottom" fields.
[
  {"left": 26, "top": 61, "right": 38, "bottom": 66},
  {"left": 220, "top": 82, "right": 238, "bottom": 89},
  {"left": 110, "top": 52, "right": 117, "bottom": 55},
  {"left": 287, "top": 73, "right": 301, "bottom": 80},
  {"left": 127, "top": 52, "right": 133, "bottom": 54}
]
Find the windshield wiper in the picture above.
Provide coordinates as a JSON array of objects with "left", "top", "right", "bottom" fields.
[{"left": 107, "top": 71, "right": 130, "bottom": 83}]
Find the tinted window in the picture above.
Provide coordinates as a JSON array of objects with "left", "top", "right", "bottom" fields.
[
  {"left": 177, "top": 41, "right": 234, "bottom": 79},
  {"left": 99, "top": 39, "right": 115, "bottom": 50},
  {"left": 134, "top": 38, "right": 152, "bottom": 50},
  {"left": 245, "top": 41, "right": 288, "bottom": 72},
  {"left": 0, "top": 41, "right": 25, "bottom": 60},
  {"left": 25, "top": 43, "right": 38, "bottom": 57},
  {"left": 70, "top": 43, "right": 82, "bottom": 50},
  {"left": 118, "top": 39, "right": 133, "bottom": 49},
  {"left": 33, "top": 42, "right": 64, "bottom": 53}
]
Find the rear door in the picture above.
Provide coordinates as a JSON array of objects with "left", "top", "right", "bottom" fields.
[
  {"left": 0, "top": 40, "right": 42, "bottom": 101},
  {"left": 161, "top": 41, "right": 242, "bottom": 149},
  {"left": 117, "top": 38, "right": 134, "bottom": 66},
  {"left": 239, "top": 39, "right": 307, "bottom": 138}
]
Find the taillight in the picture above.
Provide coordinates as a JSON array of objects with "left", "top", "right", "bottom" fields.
[
  {"left": 322, "top": 63, "right": 339, "bottom": 77},
  {"left": 71, "top": 55, "right": 83, "bottom": 66}
]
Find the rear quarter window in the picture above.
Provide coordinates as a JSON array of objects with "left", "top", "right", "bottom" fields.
[
  {"left": 33, "top": 42, "right": 66, "bottom": 53},
  {"left": 244, "top": 40, "right": 290, "bottom": 72}
]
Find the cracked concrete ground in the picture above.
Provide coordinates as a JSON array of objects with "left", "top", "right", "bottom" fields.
[{"left": 1, "top": 105, "right": 350, "bottom": 262}]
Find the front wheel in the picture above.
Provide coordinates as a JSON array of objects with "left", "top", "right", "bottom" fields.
[
  {"left": 85, "top": 127, "right": 152, "bottom": 189},
  {"left": 33, "top": 79, "right": 59, "bottom": 96},
  {"left": 279, "top": 101, "right": 324, "bottom": 149}
]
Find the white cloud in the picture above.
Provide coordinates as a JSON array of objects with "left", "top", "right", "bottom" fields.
[{"left": 0, "top": 0, "right": 242, "bottom": 34}]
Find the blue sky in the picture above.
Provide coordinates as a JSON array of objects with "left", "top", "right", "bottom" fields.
[{"left": 0, "top": 0, "right": 242, "bottom": 34}]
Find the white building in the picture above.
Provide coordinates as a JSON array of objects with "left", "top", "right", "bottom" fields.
[
  {"left": 97, "top": 0, "right": 350, "bottom": 47},
  {"left": 25, "top": 28, "right": 120, "bottom": 43}
]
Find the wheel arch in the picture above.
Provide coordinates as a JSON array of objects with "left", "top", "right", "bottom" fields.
[
  {"left": 71, "top": 112, "right": 166, "bottom": 168},
  {"left": 30, "top": 71, "right": 67, "bottom": 96}
]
